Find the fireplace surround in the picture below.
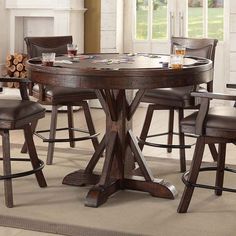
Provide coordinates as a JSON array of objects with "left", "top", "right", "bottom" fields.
[{"left": 5, "top": 0, "right": 86, "bottom": 54}]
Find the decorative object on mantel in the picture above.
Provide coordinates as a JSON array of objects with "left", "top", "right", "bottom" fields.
[{"left": 5, "top": 53, "right": 28, "bottom": 88}]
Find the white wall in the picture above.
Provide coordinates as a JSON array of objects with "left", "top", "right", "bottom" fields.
[
  {"left": 0, "top": 0, "right": 10, "bottom": 66},
  {"left": 229, "top": 0, "right": 236, "bottom": 85},
  {"left": 100, "top": 0, "right": 123, "bottom": 53}
]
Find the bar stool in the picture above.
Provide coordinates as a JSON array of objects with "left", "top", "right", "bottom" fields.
[
  {"left": 0, "top": 77, "right": 47, "bottom": 207},
  {"left": 139, "top": 37, "right": 218, "bottom": 172},
  {"left": 22, "top": 36, "right": 99, "bottom": 165},
  {"left": 178, "top": 91, "right": 236, "bottom": 213}
]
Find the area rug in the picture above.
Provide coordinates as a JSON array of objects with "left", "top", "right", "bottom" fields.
[{"left": 0, "top": 144, "right": 236, "bottom": 236}]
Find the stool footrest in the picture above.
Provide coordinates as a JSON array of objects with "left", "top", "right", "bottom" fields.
[
  {"left": 138, "top": 137, "right": 193, "bottom": 149},
  {"left": 146, "top": 131, "right": 197, "bottom": 139},
  {"left": 0, "top": 158, "right": 45, "bottom": 180},
  {"left": 182, "top": 166, "right": 236, "bottom": 193},
  {"left": 34, "top": 127, "right": 100, "bottom": 143}
]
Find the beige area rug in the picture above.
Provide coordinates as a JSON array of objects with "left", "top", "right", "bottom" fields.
[{"left": 0, "top": 144, "right": 236, "bottom": 236}]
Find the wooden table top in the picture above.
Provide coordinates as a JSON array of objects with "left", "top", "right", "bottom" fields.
[{"left": 27, "top": 53, "right": 213, "bottom": 89}]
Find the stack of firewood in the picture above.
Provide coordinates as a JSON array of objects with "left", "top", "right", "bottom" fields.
[{"left": 5, "top": 53, "right": 28, "bottom": 88}]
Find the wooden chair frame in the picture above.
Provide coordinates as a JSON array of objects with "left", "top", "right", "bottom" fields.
[
  {"left": 178, "top": 91, "right": 236, "bottom": 213},
  {"left": 0, "top": 77, "right": 46, "bottom": 207},
  {"left": 139, "top": 37, "right": 218, "bottom": 172},
  {"left": 21, "top": 36, "right": 99, "bottom": 165}
]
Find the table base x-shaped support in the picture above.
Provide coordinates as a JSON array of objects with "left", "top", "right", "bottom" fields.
[{"left": 63, "top": 89, "right": 177, "bottom": 207}]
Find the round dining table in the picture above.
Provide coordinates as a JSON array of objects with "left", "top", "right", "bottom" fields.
[{"left": 27, "top": 53, "right": 213, "bottom": 207}]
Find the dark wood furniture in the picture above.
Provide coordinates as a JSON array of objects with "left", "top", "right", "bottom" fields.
[
  {"left": 178, "top": 91, "right": 236, "bottom": 213},
  {"left": 22, "top": 36, "right": 99, "bottom": 165},
  {"left": 0, "top": 77, "right": 47, "bottom": 208},
  {"left": 139, "top": 37, "right": 218, "bottom": 172},
  {"left": 27, "top": 53, "right": 213, "bottom": 207},
  {"left": 227, "top": 83, "right": 236, "bottom": 107}
]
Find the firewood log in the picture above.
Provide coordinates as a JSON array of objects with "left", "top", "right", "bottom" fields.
[
  {"left": 6, "top": 54, "right": 14, "bottom": 61},
  {"left": 8, "top": 65, "right": 16, "bottom": 72},
  {"left": 7, "top": 82, "right": 14, "bottom": 88},
  {"left": 13, "top": 58, "right": 19, "bottom": 65},
  {"left": 13, "top": 71, "right": 20, "bottom": 78},
  {"left": 20, "top": 71, "right": 27, "bottom": 78},
  {"left": 15, "top": 53, "right": 26, "bottom": 62},
  {"left": 5, "top": 60, "right": 12, "bottom": 67},
  {"left": 13, "top": 82, "right": 19, "bottom": 88},
  {"left": 22, "top": 57, "right": 28, "bottom": 66},
  {"left": 16, "top": 63, "right": 24, "bottom": 72}
]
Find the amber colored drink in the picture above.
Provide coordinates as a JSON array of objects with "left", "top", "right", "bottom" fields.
[
  {"left": 170, "top": 63, "right": 183, "bottom": 69},
  {"left": 174, "top": 45, "right": 186, "bottom": 56},
  {"left": 170, "top": 54, "right": 184, "bottom": 69},
  {"left": 68, "top": 49, "right": 77, "bottom": 57},
  {"left": 42, "top": 53, "right": 55, "bottom": 66},
  {"left": 67, "top": 44, "right": 78, "bottom": 58},
  {"left": 42, "top": 61, "right": 54, "bottom": 66},
  {"left": 175, "top": 49, "right": 185, "bottom": 56}
]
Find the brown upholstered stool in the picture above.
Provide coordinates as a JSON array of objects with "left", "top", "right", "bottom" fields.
[
  {"left": 22, "top": 36, "right": 99, "bottom": 165},
  {"left": 0, "top": 77, "right": 47, "bottom": 208},
  {"left": 178, "top": 91, "right": 236, "bottom": 213},
  {"left": 139, "top": 37, "right": 218, "bottom": 172}
]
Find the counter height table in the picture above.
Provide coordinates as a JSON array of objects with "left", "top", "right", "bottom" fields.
[{"left": 27, "top": 53, "right": 213, "bottom": 207}]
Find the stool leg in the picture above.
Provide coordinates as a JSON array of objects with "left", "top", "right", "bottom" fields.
[
  {"left": 178, "top": 136, "right": 205, "bottom": 213},
  {"left": 46, "top": 105, "right": 58, "bottom": 165},
  {"left": 139, "top": 105, "right": 155, "bottom": 151},
  {"left": 1, "top": 130, "right": 13, "bottom": 208},
  {"left": 178, "top": 108, "right": 186, "bottom": 173},
  {"left": 82, "top": 101, "right": 99, "bottom": 150},
  {"left": 215, "top": 143, "right": 226, "bottom": 196},
  {"left": 167, "top": 109, "right": 174, "bottom": 153},
  {"left": 67, "top": 105, "right": 75, "bottom": 148},
  {"left": 21, "top": 120, "right": 38, "bottom": 153},
  {"left": 24, "top": 124, "right": 47, "bottom": 188},
  {"left": 208, "top": 144, "right": 218, "bottom": 162}
]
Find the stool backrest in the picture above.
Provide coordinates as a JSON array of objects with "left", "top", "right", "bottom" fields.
[
  {"left": 24, "top": 36, "right": 73, "bottom": 99},
  {"left": 171, "top": 37, "right": 218, "bottom": 92},
  {"left": 24, "top": 36, "right": 73, "bottom": 58}
]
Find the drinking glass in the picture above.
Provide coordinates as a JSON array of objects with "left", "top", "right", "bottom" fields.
[
  {"left": 170, "top": 54, "right": 184, "bottom": 69},
  {"left": 42, "top": 53, "right": 55, "bottom": 66},
  {"left": 174, "top": 45, "right": 186, "bottom": 56},
  {"left": 67, "top": 44, "right": 78, "bottom": 57}
]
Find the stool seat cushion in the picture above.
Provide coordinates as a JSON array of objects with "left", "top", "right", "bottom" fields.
[
  {"left": 33, "top": 85, "right": 96, "bottom": 104},
  {"left": 0, "top": 100, "right": 45, "bottom": 129},
  {"left": 181, "top": 106, "right": 236, "bottom": 138},
  {"left": 142, "top": 86, "right": 195, "bottom": 107}
]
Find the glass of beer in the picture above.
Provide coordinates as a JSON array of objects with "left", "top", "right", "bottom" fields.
[
  {"left": 67, "top": 44, "right": 78, "bottom": 57},
  {"left": 174, "top": 45, "right": 186, "bottom": 56},
  {"left": 170, "top": 54, "right": 184, "bottom": 69},
  {"left": 42, "top": 53, "right": 55, "bottom": 66}
]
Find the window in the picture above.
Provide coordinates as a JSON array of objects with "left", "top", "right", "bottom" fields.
[
  {"left": 152, "top": 0, "right": 168, "bottom": 40},
  {"left": 188, "top": 0, "right": 224, "bottom": 40},
  {"left": 207, "top": 0, "right": 224, "bottom": 40},
  {"left": 136, "top": 0, "right": 149, "bottom": 40},
  {"left": 135, "top": 0, "right": 224, "bottom": 41},
  {"left": 135, "top": 0, "right": 168, "bottom": 40}
]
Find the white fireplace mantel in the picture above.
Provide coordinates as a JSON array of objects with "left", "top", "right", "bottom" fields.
[
  {"left": 5, "top": 0, "right": 85, "bottom": 10},
  {"left": 6, "top": 0, "right": 86, "bottom": 54}
]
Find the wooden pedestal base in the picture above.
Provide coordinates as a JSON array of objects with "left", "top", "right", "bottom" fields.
[
  {"left": 63, "top": 89, "right": 177, "bottom": 207},
  {"left": 63, "top": 170, "right": 177, "bottom": 207}
]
